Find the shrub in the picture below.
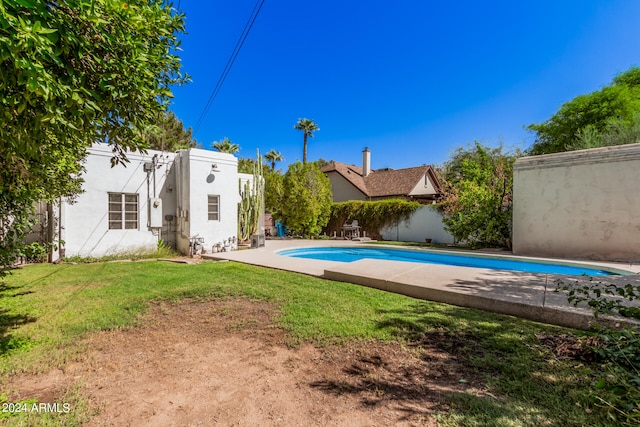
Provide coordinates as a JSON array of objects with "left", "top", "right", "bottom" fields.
[{"left": 556, "top": 277, "right": 640, "bottom": 424}]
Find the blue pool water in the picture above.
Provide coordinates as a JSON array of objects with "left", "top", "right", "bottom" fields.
[{"left": 277, "top": 247, "right": 621, "bottom": 276}]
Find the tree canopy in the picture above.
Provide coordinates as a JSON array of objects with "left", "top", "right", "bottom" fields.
[
  {"left": 141, "top": 111, "right": 199, "bottom": 152},
  {"left": 212, "top": 137, "right": 240, "bottom": 154},
  {"left": 0, "top": 1, "right": 186, "bottom": 273},
  {"left": 294, "top": 118, "right": 319, "bottom": 164},
  {"left": 527, "top": 67, "right": 640, "bottom": 155},
  {"left": 264, "top": 149, "right": 284, "bottom": 170},
  {"left": 279, "top": 161, "right": 332, "bottom": 237},
  {"left": 439, "top": 142, "right": 518, "bottom": 247}
]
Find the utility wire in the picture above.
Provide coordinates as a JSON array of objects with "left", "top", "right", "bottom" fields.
[{"left": 193, "top": 0, "right": 265, "bottom": 137}]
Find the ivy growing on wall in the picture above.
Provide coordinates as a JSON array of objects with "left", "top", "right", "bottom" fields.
[{"left": 325, "top": 199, "right": 422, "bottom": 238}]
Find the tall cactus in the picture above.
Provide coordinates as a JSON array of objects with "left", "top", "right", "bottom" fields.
[{"left": 238, "top": 150, "right": 264, "bottom": 242}]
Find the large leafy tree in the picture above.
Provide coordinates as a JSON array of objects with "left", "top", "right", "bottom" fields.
[
  {"left": 279, "top": 161, "right": 332, "bottom": 237},
  {"left": 264, "top": 170, "right": 284, "bottom": 217},
  {"left": 293, "top": 118, "right": 319, "bottom": 164},
  {"left": 439, "top": 142, "right": 518, "bottom": 247},
  {"left": 527, "top": 67, "right": 640, "bottom": 155},
  {"left": 211, "top": 137, "right": 240, "bottom": 154},
  {"left": 569, "top": 113, "right": 640, "bottom": 151},
  {"left": 141, "top": 111, "right": 199, "bottom": 152},
  {"left": 0, "top": 1, "right": 186, "bottom": 273}
]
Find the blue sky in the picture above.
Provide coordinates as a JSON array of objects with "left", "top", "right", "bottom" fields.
[{"left": 169, "top": 1, "right": 640, "bottom": 170}]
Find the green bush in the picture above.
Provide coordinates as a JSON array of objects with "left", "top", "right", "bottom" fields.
[
  {"left": 556, "top": 277, "right": 640, "bottom": 424},
  {"left": 20, "top": 242, "right": 49, "bottom": 263}
]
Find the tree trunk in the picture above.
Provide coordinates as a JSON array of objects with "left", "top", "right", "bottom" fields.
[{"left": 303, "top": 133, "right": 308, "bottom": 164}]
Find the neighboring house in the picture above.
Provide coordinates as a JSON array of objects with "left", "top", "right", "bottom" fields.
[
  {"left": 39, "top": 143, "right": 252, "bottom": 261},
  {"left": 320, "top": 148, "right": 441, "bottom": 203},
  {"left": 321, "top": 148, "right": 454, "bottom": 244}
]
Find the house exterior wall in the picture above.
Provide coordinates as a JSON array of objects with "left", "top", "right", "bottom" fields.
[
  {"left": 407, "top": 172, "right": 438, "bottom": 197},
  {"left": 62, "top": 144, "right": 176, "bottom": 258},
  {"left": 379, "top": 205, "right": 454, "bottom": 244},
  {"left": 325, "top": 171, "right": 367, "bottom": 202},
  {"left": 61, "top": 144, "right": 242, "bottom": 259},
  {"left": 512, "top": 143, "right": 640, "bottom": 262},
  {"left": 174, "top": 149, "right": 239, "bottom": 255}
]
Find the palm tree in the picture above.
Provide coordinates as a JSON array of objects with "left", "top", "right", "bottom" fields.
[
  {"left": 293, "top": 118, "right": 319, "bottom": 163},
  {"left": 211, "top": 137, "right": 240, "bottom": 154},
  {"left": 264, "top": 149, "right": 284, "bottom": 170}
]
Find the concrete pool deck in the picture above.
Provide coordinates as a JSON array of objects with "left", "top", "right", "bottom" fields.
[{"left": 203, "top": 239, "right": 640, "bottom": 330}]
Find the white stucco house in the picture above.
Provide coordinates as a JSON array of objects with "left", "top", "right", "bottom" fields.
[{"left": 44, "top": 143, "right": 252, "bottom": 260}]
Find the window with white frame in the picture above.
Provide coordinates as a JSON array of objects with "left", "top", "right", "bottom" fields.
[
  {"left": 108, "top": 193, "right": 139, "bottom": 230},
  {"left": 208, "top": 195, "right": 220, "bottom": 221}
]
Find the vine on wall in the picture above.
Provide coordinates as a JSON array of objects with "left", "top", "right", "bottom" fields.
[{"left": 325, "top": 199, "right": 422, "bottom": 238}]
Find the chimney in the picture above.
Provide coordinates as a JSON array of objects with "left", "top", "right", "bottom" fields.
[{"left": 362, "top": 147, "right": 371, "bottom": 177}]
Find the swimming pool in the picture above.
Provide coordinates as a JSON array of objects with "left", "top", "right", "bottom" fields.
[{"left": 277, "top": 246, "right": 625, "bottom": 276}]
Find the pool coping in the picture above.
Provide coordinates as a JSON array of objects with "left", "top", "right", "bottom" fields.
[{"left": 203, "top": 239, "right": 640, "bottom": 330}]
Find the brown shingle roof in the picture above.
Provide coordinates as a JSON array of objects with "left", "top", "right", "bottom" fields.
[
  {"left": 321, "top": 161, "right": 441, "bottom": 199},
  {"left": 365, "top": 165, "right": 432, "bottom": 197},
  {"left": 321, "top": 162, "right": 369, "bottom": 195}
]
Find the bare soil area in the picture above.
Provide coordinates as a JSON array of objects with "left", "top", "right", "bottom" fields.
[{"left": 7, "top": 298, "right": 487, "bottom": 426}]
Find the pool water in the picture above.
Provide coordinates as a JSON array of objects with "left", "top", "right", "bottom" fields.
[{"left": 277, "top": 246, "right": 621, "bottom": 276}]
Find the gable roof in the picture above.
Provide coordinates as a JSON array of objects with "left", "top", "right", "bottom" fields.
[
  {"left": 321, "top": 161, "right": 441, "bottom": 199},
  {"left": 365, "top": 165, "right": 434, "bottom": 197},
  {"left": 321, "top": 161, "right": 369, "bottom": 195}
]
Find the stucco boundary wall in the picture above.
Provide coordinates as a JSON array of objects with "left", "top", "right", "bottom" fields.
[
  {"left": 379, "top": 205, "right": 455, "bottom": 244},
  {"left": 513, "top": 143, "right": 640, "bottom": 263}
]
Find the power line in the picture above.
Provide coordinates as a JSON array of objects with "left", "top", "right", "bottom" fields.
[{"left": 193, "top": 0, "right": 265, "bottom": 137}]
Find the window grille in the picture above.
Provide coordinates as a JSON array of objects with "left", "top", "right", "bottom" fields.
[
  {"left": 208, "top": 195, "right": 220, "bottom": 221},
  {"left": 108, "top": 193, "right": 139, "bottom": 230}
]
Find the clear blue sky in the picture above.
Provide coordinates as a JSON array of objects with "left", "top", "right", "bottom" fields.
[{"left": 169, "top": 1, "right": 640, "bottom": 170}]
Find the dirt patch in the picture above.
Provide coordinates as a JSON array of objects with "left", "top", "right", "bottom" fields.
[{"left": 6, "top": 299, "right": 486, "bottom": 426}]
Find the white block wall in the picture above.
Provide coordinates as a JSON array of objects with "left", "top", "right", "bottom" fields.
[{"left": 379, "top": 205, "right": 454, "bottom": 244}]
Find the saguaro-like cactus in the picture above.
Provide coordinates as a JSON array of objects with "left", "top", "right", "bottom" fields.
[{"left": 238, "top": 150, "right": 264, "bottom": 242}]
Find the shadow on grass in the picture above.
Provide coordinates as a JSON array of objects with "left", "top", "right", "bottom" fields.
[
  {"left": 0, "top": 308, "right": 37, "bottom": 356},
  {"left": 0, "top": 282, "right": 38, "bottom": 356},
  {"left": 0, "top": 282, "right": 34, "bottom": 298},
  {"left": 309, "top": 300, "right": 599, "bottom": 425}
]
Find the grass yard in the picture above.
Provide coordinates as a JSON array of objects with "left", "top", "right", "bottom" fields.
[{"left": 0, "top": 260, "right": 613, "bottom": 426}]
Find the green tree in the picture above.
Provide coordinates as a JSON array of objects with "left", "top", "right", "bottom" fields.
[
  {"left": 237, "top": 156, "right": 260, "bottom": 174},
  {"left": 527, "top": 67, "right": 640, "bottom": 155},
  {"left": 569, "top": 113, "right": 640, "bottom": 151},
  {"left": 264, "top": 149, "right": 284, "bottom": 170},
  {"left": 212, "top": 137, "right": 240, "bottom": 154},
  {"left": 0, "top": 1, "right": 186, "bottom": 274},
  {"left": 315, "top": 158, "right": 332, "bottom": 169},
  {"left": 264, "top": 169, "right": 284, "bottom": 217},
  {"left": 439, "top": 142, "right": 518, "bottom": 247},
  {"left": 279, "top": 161, "right": 332, "bottom": 237},
  {"left": 141, "top": 111, "right": 199, "bottom": 151},
  {"left": 294, "top": 118, "right": 319, "bottom": 163}
]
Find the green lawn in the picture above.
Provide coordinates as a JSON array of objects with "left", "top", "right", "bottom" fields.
[{"left": 0, "top": 260, "right": 609, "bottom": 426}]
